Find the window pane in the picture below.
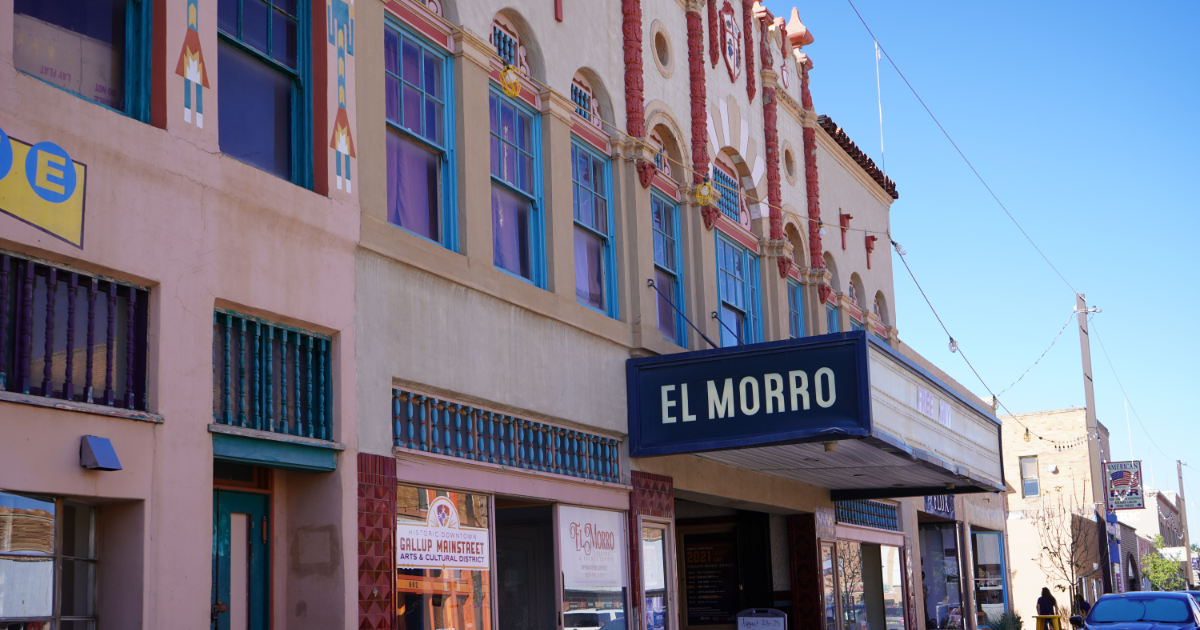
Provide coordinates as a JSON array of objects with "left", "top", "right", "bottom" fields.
[
  {"left": 13, "top": 0, "right": 126, "bottom": 110},
  {"left": 838, "top": 541, "right": 866, "bottom": 630},
  {"left": 272, "top": 12, "right": 296, "bottom": 68},
  {"left": 500, "top": 101, "right": 515, "bottom": 143},
  {"left": 1020, "top": 458, "right": 1037, "bottom": 479},
  {"left": 0, "top": 492, "right": 55, "bottom": 554},
  {"left": 516, "top": 110, "right": 532, "bottom": 152},
  {"left": 653, "top": 227, "right": 665, "bottom": 268},
  {"left": 520, "top": 154, "right": 533, "bottom": 194},
  {"left": 62, "top": 621, "right": 98, "bottom": 630},
  {"left": 822, "top": 545, "right": 836, "bottom": 630},
  {"left": 403, "top": 84, "right": 422, "bottom": 135},
  {"left": 423, "top": 49, "right": 441, "bottom": 99},
  {"left": 276, "top": 0, "right": 297, "bottom": 16},
  {"left": 577, "top": 186, "right": 593, "bottom": 229},
  {"left": 577, "top": 151, "right": 591, "bottom": 188},
  {"left": 384, "top": 28, "right": 399, "bottom": 75},
  {"left": 593, "top": 195, "right": 607, "bottom": 235},
  {"left": 0, "top": 556, "right": 53, "bottom": 617},
  {"left": 386, "top": 75, "right": 400, "bottom": 123},
  {"left": 218, "top": 41, "right": 292, "bottom": 179},
  {"left": 218, "top": 0, "right": 238, "bottom": 34},
  {"left": 61, "top": 559, "right": 96, "bottom": 617},
  {"left": 502, "top": 144, "right": 517, "bottom": 188},
  {"left": 387, "top": 131, "right": 441, "bottom": 241},
  {"left": 425, "top": 98, "right": 443, "bottom": 145},
  {"left": 1024, "top": 479, "right": 1039, "bottom": 497},
  {"left": 592, "top": 160, "right": 605, "bottom": 196},
  {"left": 493, "top": 185, "right": 532, "bottom": 280},
  {"left": 655, "top": 269, "right": 677, "bottom": 342},
  {"left": 720, "top": 306, "right": 742, "bottom": 347},
  {"left": 401, "top": 37, "right": 421, "bottom": 85},
  {"left": 242, "top": 0, "right": 269, "bottom": 52},
  {"left": 62, "top": 502, "right": 95, "bottom": 559},
  {"left": 575, "top": 227, "right": 604, "bottom": 310},
  {"left": 561, "top": 507, "right": 628, "bottom": 630}
]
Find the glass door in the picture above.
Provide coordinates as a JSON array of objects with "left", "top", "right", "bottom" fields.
[
  {"left": 642, "top": 523, "right": 672, "bottom": 630},
  {"left": 822, "top": 542, "right": 840, "bottom": 630}
]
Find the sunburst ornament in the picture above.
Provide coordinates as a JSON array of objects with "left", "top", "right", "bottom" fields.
[
  {"left": 500, "top": 65, "right": 522, "bottom": 98},
  {"left": 696, "top": 177, "right": 715, "bottom": 206}
]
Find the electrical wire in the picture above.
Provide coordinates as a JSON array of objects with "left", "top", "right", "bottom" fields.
[
  {"left": 843, "top": 0, "right": 1078, "bottom": 295},
  {"left": 995, "top": 310, "right": 1075, "bottom": 397},
  {"left": 1089, "top": 315, "right": 1172, "bottom": 461}
]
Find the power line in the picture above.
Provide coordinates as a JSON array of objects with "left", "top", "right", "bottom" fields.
[
  {"left": 1089, "top": 315, "right": 1172, "bottom": 461},
  {"left": 995, "top": 310, "right": 1075, "bottom": 397},
  {"left": 843, "top": 0, "right": 1078, "bottom": 295}
]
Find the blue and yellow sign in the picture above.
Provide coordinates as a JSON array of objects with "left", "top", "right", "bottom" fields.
[{"left": 0, "top": 124, "right": 87, "bottom": 248}]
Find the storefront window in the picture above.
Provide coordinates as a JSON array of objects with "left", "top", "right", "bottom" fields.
[
  {"left": 920, "top": 524, "right": 963, "bottom": 630},
  {"left": 972, "top": 530, "right": 1006, "bottom": 625},
  {"left": 396, "top": 485, "right": 492, "bottom": 630},
  {"left": 643, "top": 525, "right": 670, "bottom": 630},
  {"left": 822, "top": 543, "right": 838, "bottom": 630},
  {"left": 559, "top": 506, "right": 627, "bottom": 630},
  {"left": 881, "top": 545, "right": 906, "bottom": 630}
]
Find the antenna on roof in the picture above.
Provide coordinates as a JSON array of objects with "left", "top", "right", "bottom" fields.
[{"left": 875, "top": 40, "right": 885, "bottom": 176}]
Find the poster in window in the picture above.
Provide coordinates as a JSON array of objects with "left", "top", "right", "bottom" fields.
[
  {"left": 396, "top": 495, "right": 490, "bottom": 570},
  {"left": 558, "top": 505, "right": 627, "bottom": 589},
  {"left": 684, "top": 531, "right": 739, "bottom": 625}
]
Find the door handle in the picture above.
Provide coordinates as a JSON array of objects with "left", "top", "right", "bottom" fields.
[{"left": 211, "top": 598, "right": 228, "bottom": 621}]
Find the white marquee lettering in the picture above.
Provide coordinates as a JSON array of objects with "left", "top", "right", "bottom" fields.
[
  {"left": 661, "top": 385, "right": 677, "bottom": 424},
  {"left": 789, "top": 370, "right": 810, "bottom": 411},
  {"left": 681, "top": 383, "right": 697, "bottom": 422},
  {"left": 764, "top": 373, "right": 784, "bottom": 414},
  {"left": 739, "top": 377, "right": 760, "bottom": 416},
  {"left": 815, "top": 367, "right": 836, "bottom": 408},
  {"left": 708, "top": 378, "right": 734, "bottom": 419}
]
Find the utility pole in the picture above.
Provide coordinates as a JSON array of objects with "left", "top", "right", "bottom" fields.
[
  {"left": 1178, "top": 460, "right": 1192, "bottom": 587},
  {"left": 1077, "top": 294, "right": 1104, "bottom": 507}
]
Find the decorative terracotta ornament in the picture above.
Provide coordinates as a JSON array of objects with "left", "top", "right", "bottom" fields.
[
  {"left": 818, "top": 284, "right": 833, "bottom": 304},
  {"left": 500, "top": 65, "right": 522, "bottom": 98},
  {"left": 777, "top": 256, "right": 791, "bottom": 279},
  {"left": 702, "top": 206, "right": 722, "bottom": 231},
  {"left": 622, "top": 0, "right": 646, "bottom": 137},
  {"left": 636, "top": 160, "right": 657, "bottom": 189},
  {"left": 719, "top": 2, "right": 742, "bottom": 83},
  {"left": 787, "top": 7, "right": 814, "bottom": 48},
  {"left": 865, "top": 235, "right": 878, "bottom": 269},
  {"left": 708, "top": 0, "right": 719, "bottom": 67}
]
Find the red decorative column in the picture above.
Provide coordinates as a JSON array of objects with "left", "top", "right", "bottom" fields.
[
  {"left": 687, "top": 3, "right": 709, "bottom": 184},
  {"left": 627, "top": 471, "right": 675, "bottom": 629},
  {"left": 622, "top": 0, "right": 646, "bottom": 137},
  {"left": 759, "top": 12, "right": 781, "bottom": 242},
  {"left": 742, "top": 0, "right": 755, "bottom": 102},
  {"left": 800, "top": 54, "right": 823, "bottom": 270},
  {"left": 357, "top": 453, "right": 396, "bottom": 630},
  {"left": 708, "top": 0, "right": 719, "bottom": 67}
]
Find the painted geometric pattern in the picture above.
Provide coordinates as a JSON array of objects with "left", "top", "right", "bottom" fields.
[{"left": 358, "top": 453, "right": 396, "bottom": 630}]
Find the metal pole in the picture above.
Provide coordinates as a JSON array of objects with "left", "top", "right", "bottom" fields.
[
  {"left": 1076, "top": 294, "right": 1104, "bottom": 509},
  {"left": 1178, "top": 460, "right": 1192, "bottom": 587}
]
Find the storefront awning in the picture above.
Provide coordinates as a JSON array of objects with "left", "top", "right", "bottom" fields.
[{"left": 626, "top": 332, "right": 1004, "bottom": 500}]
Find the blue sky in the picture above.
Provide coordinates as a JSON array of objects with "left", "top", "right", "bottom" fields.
[{"left": 762, "top": 0, "right": 1200, "bottom": 531}]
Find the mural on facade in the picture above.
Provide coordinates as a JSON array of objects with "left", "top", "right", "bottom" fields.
[
  {"left": 719, "top": 2, "right": 741, "bottom": 83},
  {"left": 329, "top": 0, "right": 356, "bottom": 192},
  {"left": 0, "top": 124, "right": 87, "bottom": 248},
  {"left": 175, "top": 0, "right": 210, "bottom": 128}
]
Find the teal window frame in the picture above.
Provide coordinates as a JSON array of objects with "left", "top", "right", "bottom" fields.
[
  {"left": 826, "top": 301, "right": 839, "bottom": 333},
  {"left": 489, "top": 86, "right": 546, "bottom": 288},
  {"left": 788, "top": 280, "right": 805, "bottom": 339},
  {"left": 384, "top": 19, "right": 457, "bottom": 251},
  {"left": 850, "top": 319, "right": 865, "bottom": 332},
  {"left": 570, "top": 139, "right": 617, "bottom": 318},
  {"left": 217, "top": 0, "right": 314, "bottom": 188},
  {"left": 715, "top": 234, "right": 761, "bottom": 347},
  {"left": 652, "top": 192, "right": 686, "bottom": 347},
  {"left": 13, "top": 0, "right": 153, "bottom": 121}
]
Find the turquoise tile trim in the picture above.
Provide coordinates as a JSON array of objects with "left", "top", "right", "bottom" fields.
[{"left": 211, "top": 432, "right": 338, "bottom": 472}]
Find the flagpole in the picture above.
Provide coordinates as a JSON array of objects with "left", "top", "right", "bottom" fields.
[{"left": 875, "top": 40, "right": 885, "bottom": 175}]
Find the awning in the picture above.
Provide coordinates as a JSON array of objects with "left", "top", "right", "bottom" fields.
[{"left": 626, "top": 332, "right": 1004, "bottom": 500}]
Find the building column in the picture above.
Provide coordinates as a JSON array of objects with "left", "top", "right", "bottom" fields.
[
  {"left": 540, "top": 88, "right": 577, "bottom": 296},
  {"left": 356, "top": 453, "right": 397, "bottom": 630},
  {"left": 452, "top": 31, "right": 495, "bottom": 264}
]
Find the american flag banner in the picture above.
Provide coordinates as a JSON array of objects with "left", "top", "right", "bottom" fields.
[{"left": 1105, "top": 461, "right": 1144, "bottom": 510}]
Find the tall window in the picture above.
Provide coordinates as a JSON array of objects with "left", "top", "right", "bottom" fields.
[
  {"left": 13, "top": 0, "right": 152, "bottom": 120},
  {"left": 716, "top": 236, "right": 761, "bottom": 347},
  {"left": 490, "top": 89, "right": 544, "bottom": 286},
  {"left": 1019, "top": 456, "right": 1039, "bottom": 497},
  {"left": 219, "top": 0, "right": 311, "bottom": 185},
  {"left": 0, "top": 491, "right": 97, "bottom": 628},
  {"left": 385, "top": 23, "right": 454, "bottom": 248},
  {"left": 826, "top": 302, "right": 839, "bottom": 333},
  {"left": 652, "top": 194, "right": 685, "bottom": 346},
  {"left": 788, "top": 280, "right": 805, "bottom": 339},
  {"left": 572, "top": 142, "right": 615, "bottom": 315}
]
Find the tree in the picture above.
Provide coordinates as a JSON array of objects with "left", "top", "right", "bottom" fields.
[
  {"left": 1142, "top": 535, "right": 1187, "bottom": 592},
  {"left": 1031, "top": 482, "right": 1099, "bottom": 614}
]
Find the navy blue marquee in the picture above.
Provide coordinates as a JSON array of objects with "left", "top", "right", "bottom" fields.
[{"left": 627, "top": 332, "right": 872, "bottom": 457}]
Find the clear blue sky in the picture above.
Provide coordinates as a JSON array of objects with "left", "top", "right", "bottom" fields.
[{"left": 763, "top": 0, "right": 1200, "bottom": 533}]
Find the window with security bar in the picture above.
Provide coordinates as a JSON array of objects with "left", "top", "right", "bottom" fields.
[
  {"left": 0, "top": 252, "right": 149, "bottom": 410},
  {"left": 212, "top": 309, "right": 333, "bottom": 441}
]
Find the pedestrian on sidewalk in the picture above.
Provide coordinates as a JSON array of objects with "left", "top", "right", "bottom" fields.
[
  {"left": 1037, "top": 588, "right": 1060, "bottom": 629},
  {"left": 1075, "top": 594, "right": 1092, "bottom": 617}
]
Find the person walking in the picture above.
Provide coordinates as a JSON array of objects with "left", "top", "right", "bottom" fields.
[
  {"left": 1075, "top": 594, "right": 1092, "bottom": 617},
  {"left": 1037, "top": 588, "right": 1060, "bottom": 630}
]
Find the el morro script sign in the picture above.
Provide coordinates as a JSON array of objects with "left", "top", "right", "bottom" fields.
[
  {"left": 626, "top": 334, "right": 870, "bottom": 457},
  {"left": 396, "top": 496, "right": 489, "bottom": 570}
]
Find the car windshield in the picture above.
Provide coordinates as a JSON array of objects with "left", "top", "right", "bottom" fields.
[
  {"left": 566, "top": 613, "right": 603, "bottom": 628},
  {"left": 1090, "top": 598, "right": 1192, "bottom": 623}
]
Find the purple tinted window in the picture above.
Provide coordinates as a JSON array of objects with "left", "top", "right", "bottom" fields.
[
  {"left": 14, "top": 0, "right": 127, "bottom": 111},
  {"left": 242, "top": 0, "right": 269, "bottom": 52},
  {"left": 218, "top": 40, "right": 291, "bottom": 179},
  {"left": 655, "top": 268, "right": 677, "bottom": 340},
  {"left": 490, "top": 93, "right": 535, "bottom": 194},
  {"left": 492, "top": 185, "right": 531, "bottom": 279},
  {"left": 272, "top": 10, "right": 297, "bottom": 68},
  {"left": 574, "top": 227, "right": 605, "bottom": 310},
  {"left": 387, "top": 131, "right": 440, "bottom": 241}
]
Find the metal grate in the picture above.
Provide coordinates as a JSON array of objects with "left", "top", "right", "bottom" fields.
[
  {"left": 712, "top": 168, "right": 740, "bottom": 222},
  {"left": 0, "top": 252, "right": 149, "bottom": 409},
  {"left": 835, "top": 499, "right": 900, "bottom": 531},
  {"left": 570, "top": 84, "right": 591, "bottom": 120},
  {"left": 393, "top": 388, "right": 622, "bottom": 483},
  {"left": 492, "top": 26, "right": 516, "bottom": 66},
  {"left": 212, "top": 309, "right": 333, "bottom": 440}
]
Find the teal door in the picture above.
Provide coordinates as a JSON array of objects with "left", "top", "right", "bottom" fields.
[{"left": 212, "top": 490, "right": 270, "bottom": 630}]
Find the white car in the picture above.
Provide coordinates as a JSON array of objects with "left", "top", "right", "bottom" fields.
[{"left": 565, "top": 609, "right": 626, "bottom": 630}]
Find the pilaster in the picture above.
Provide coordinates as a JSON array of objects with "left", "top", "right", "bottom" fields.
[
  {"left": 453, "top": 30, "right": 495, "bottom": 263},
  {"left": 541, "top": 87, "right": 577, "bottom": 297}
]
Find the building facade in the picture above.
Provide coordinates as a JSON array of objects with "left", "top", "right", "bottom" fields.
[{"left": 1, "top": 1, "right": 1012, "bottom": 630}]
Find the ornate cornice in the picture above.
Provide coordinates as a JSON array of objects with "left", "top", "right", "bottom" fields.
[{"left": 817, "top": 115, "right": 898, "bottom": 200}]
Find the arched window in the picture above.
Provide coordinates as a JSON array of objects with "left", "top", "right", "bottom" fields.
[
  {"left": 570, "top": 74, "right": 603, "bottom": 130},
  {"left": 823, "top": 253, "right": 839, "bottom": 334},
  {"left": 848, "top": 274, "right": 865, "bottom": 331}
]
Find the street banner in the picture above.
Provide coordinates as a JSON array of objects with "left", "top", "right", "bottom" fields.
[
  {"left": 396, "top": 496, "right": 489, "bottom": 570},
  {"left": 1105, "top": 461, "right": 1144, "bottom": 511},
  {"left": 559, "top": 505, "right": 627, "bottom": 589}
]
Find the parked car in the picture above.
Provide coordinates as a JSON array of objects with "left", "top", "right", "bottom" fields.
[
  {"left": 1069, "top": 592, "right": 1200, "bottom": 629},
  {"left": 566, "top": 609, "right": 625, "bottom": 630}
]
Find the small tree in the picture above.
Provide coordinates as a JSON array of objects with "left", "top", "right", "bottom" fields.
[
  {"left": 1142, "top": 535, "right": 1187, "bottom": 591},
  {"left": 1032, "top": 482, "right": 1098, "bottom": 614}
]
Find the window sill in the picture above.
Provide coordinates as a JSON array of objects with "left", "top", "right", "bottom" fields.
[
  {"left": 0, "top": 390, "right": 164, "bottom": 423},
  {"left": 207, "top": 423, "right": 346, "bottom": 451}
]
